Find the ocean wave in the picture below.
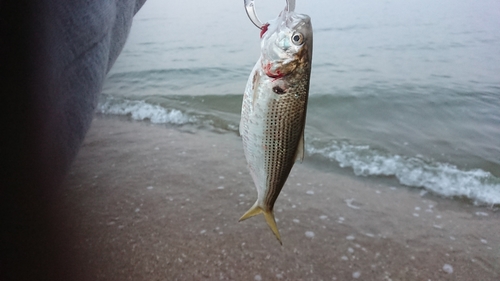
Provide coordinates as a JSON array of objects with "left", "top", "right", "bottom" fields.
[
  {"left": 307, "top": 140, "right": 500, "bottom": 206},
  {"left": 96, "top": 95, "right": 195, "bottom": 125}
]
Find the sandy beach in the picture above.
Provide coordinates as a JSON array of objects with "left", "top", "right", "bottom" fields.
[{"left": 62, "top": 115, "right": 499, "bottom": 280}]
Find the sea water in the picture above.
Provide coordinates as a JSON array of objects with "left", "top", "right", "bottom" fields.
[{"left": 99, "top": 0, "right": 500, "bottom": 205}]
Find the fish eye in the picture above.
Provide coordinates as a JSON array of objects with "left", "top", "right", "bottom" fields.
[{"left": 291, "top": 32, "right": 304, "bottom": 45}]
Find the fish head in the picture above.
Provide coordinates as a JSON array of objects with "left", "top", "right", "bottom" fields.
[{"left": 260, "top": 11, "right": 312, "bottom": 79}]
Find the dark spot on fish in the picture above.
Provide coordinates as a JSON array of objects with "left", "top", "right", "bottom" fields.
[{"left": 272, "top": 86, "right": 286, "bottom": 95}]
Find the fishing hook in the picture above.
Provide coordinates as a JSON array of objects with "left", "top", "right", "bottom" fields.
[{"left": 244, "top": 0, "right": 296, "bottom": 29}]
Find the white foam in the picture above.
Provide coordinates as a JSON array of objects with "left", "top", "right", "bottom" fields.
[
  {"left": 443, "top": 264, "right": 453, "bottom": 274},
  {"left": 305, "top": 231, "right": 315, "bottom": 238},
  {"left": 345, "top": 198, "right": 361, "bottom": 209},
  {"left": 307, "top": 141, "right": 500, "bottom": 205},
  {"left": 352, "top": 271, "right": 361, "bottom": 278},
  {"left": 97, "top": 95, "right": 194, "bottom": 125}
]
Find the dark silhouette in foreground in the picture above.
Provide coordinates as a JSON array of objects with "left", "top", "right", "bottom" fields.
[{"left": 0, "top": 0, "right": 146, "bottom": 279}]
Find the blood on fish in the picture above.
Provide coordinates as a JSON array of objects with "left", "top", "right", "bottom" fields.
[
  {"left": 260, "top": 23, "right": 270, "bottom": 38},
  {"left": 263, "top": 63, "right": 285, "bottom": 79}
]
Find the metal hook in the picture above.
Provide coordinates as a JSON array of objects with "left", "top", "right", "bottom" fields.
[{"left": 244, "top": 0, "right": 296, "bottom": 29}]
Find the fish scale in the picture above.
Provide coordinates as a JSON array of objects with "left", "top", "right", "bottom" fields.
[
  {"left": 239, "top": 7, "right": 313, "bottom": 245},
  {"left": 263, "top": 91, "right": 306, "bottom": 205}
]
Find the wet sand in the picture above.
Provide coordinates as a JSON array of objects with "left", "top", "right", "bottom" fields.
[{"left": 63, "top": 115, "right": 500, "bottom": 280}]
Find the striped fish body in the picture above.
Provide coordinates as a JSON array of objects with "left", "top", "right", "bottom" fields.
[{"left": 239, "top": 9, "right": 313, "bottom": 244}]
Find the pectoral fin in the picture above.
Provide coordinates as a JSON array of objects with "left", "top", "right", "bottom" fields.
[
  {"left": 239, "top": 200, "right": 282, "bottom": 245},
  {"left": 251, "top": 71, "right": 261, "bottom": 108}
]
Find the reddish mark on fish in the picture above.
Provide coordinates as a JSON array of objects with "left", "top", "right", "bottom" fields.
[
  {"left": 263, "top": 63, "right": 284, "bottom": 80},
  {"left": 260, "top": 23, "right": 270, "bottom": 38}
]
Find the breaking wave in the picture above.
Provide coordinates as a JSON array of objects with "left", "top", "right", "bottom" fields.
[
  {"left": 307, "top": 140, "right": 500, "bottom": 206},
  {"left": 96, "top": 94, "right": 195, "bottom": 125},
  {"left": 96, "top": 92, "right": 500, "bottom": 206}
]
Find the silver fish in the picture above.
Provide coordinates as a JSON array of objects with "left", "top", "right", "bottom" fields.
[{"left": 239, "top": 6, "right": 313, "bottom": 244}]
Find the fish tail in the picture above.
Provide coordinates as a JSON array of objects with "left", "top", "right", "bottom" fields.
[
  {"left": 238, "top": 200, "right": 263, "bottom": 221},
  {"left": 263, "top": 209, "right": 282, "bottom": 245},
  {"left": 239, "top": 201, "right": 283, "bottom": 245}
]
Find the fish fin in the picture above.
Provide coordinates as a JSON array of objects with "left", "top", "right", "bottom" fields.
[
  {"left": 239, "top": 118, "right": 243, "bottom": 136},
  {"left": 239, "top": 201, "right": 283, "bottom": 245},
  {"left": 263, "top": 209, "right": 282, "bottom": 245},
  {"left": 239, "top": 200, "right": 263, "bottom": 221},
  {"left": 251, "top": 71, "right": 260, "bottom": 108},
  {"left": 295, "top": 128, "right": 305, "bottom": 163}
]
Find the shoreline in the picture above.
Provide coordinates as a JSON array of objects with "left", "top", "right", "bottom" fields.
[{"left": 63, "top": 115, "right": 500, "bottom": 280}]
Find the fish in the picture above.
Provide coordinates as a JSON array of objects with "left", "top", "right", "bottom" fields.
[{"left": 238, "top": 7, "right": 313, "bottom": 244}]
